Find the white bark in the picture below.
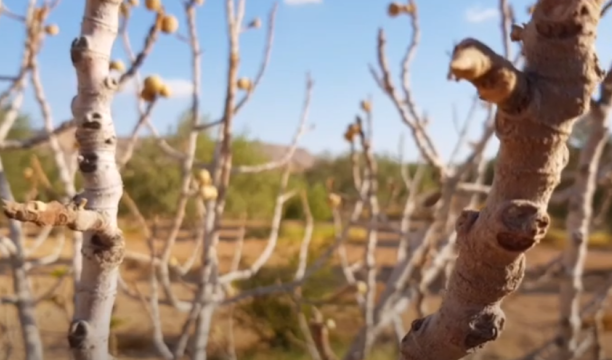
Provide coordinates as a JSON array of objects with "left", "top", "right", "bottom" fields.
[{"left": 66, "top": 0, "right": 124, "bottom": 358}]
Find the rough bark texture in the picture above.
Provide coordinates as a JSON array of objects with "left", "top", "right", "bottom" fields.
[
  {"left": 557, "top": 67, "right": 612, "bottom": 358},
  {"left": 399, "top": 1, "right": 604, "bottom": 359},
  {"left": 68, "top": 0, "right": 125, "bottom": 359}
]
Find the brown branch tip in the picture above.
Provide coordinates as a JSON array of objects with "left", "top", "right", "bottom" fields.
[
  {"left": 448, "top": 38, "right": 520, "bottom": 105},
  {"left": 2, "top": 199, "right": 109, "bottom": 233}
]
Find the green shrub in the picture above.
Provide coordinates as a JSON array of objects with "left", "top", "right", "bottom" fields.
[{"left": 233, "top": 245, "right": 341, "bottom": 350}]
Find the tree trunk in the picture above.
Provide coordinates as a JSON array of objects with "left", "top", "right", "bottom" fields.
[
  {"left": 66, "top": 0, "right": 125, "bottom": 359},
  {"left": 399, "top": 1, "right": 604, "bottom": 359}
]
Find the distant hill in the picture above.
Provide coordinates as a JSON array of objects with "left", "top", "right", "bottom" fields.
[
  {"left": 254, "top": 141, "right": 316, "bottom": 171},
  {"left": 39, "top": 127, "right": 317, "bottom": 171}
]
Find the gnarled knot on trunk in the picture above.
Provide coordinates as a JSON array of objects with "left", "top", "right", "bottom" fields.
[
  {"left": 495, "top": 200, "right": 550, "bottom": 252},
  {"left": 77, "top": 152, "right": 99, "bottom": 173},
  {"left": 535, "top": 20, "right": 583, "bottom": 40},
  {"left": 67, "top": 320, "right": 94, "bottom": 350},
  {"left": 70, "top": 36, "right": 91, "bottom": 65},
  {"left": 464, "top": 308, "right": 506, "bottom": 350},
  {"left": 85, "top": 233, "right": 125, "bottom": 269},
  {"left": 494, "top": 110, "right": 537, "bottom": 140},
  {"left": 81, "top": 111, "right": 103, "bottom": 130},
  {"left": 103, "top": 76, "right": 118, "bottom": 91},
  {"left": 533, "top": 0, "right": 600, "bottom": 40},
  {"left": 455, "top": 209, "right": 479, "bottom": 235},
  {"left": 399, "top": 316, "right": 430, "bottom": 357}
]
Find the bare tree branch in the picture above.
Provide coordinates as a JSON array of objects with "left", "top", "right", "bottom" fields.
[
  {"left": 229, "top": 75, "right": 313, "bottom": 174},
  {"left": 0, "top": 119, "right": 74, "bottom": 151},
  {"left": 233, "top": 3, "right": 277, "bottom": 115},
  {"left": 372, "top": 27, "right": 445, "bottom": 174}
]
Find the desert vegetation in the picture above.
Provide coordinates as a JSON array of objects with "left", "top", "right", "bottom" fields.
[{"left": 0, "top": 0, "right": 612, "bottom": 359}]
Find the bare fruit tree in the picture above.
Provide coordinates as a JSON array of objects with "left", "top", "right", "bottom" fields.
[
  {"left": 336, "top": 1, "right": 611, "bottom": 359},
  {"left": 396, "top": 0, "right": 605, "bottom": 358},
  {"left": 4, "top": 0, "right": 318, "bottom": 358},
  {"left": 4, "top": 0, "right": 127, "bottom": 358}
]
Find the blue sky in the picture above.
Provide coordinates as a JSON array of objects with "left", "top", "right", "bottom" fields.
[{"left": 2, "top": 0, "right": 612, "bottom": 162}]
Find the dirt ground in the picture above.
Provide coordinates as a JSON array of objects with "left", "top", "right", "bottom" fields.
[{"left": 0, "top": 220, "right": 611, "bottom": 360}]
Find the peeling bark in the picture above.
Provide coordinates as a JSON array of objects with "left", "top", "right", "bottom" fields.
[{"left": 399, "top": 1, "right": 604, "bottom": 359}]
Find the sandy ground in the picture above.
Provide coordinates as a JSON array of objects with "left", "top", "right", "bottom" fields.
[{"left": 0, "top": 220, "right": 611, "bottom": 360}]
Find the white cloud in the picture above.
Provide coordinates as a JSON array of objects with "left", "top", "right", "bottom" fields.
[
  {"left": 464, "top": 6, "right": 499, "bottom": 23},
  {"left": 284, "top": 0, "right": 322, "bottom": 6},
  {"left": 118, "top": 78, "right": 194, "bottom": 99}
]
